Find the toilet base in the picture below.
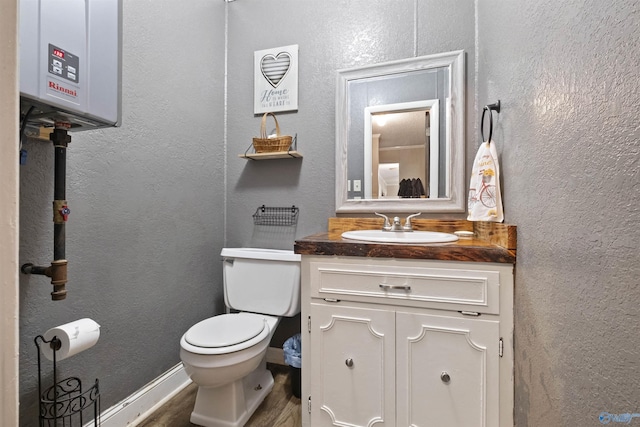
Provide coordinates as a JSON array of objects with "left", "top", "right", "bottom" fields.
[{"left": 190, "top": 361, "right": 274, "bottom": 427}]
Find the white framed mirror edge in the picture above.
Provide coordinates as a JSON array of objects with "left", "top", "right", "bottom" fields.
[{"left": 335, "top": 50, "right": 466, "bottom": 214}]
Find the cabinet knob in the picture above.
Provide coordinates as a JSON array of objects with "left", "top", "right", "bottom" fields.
[
  {"left": 441, "top": 371, "right": 451, "bottom": 383},
  {"left": 345, "top": 358, "right": 354, "bottom": 368}
]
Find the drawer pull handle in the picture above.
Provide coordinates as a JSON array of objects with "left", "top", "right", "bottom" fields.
[
  {"left": 379, "top": 283, "right": 411, "bottom": 291},
  {"left": 441, "top": 371, "right": 451, "bottom": 383},
  {"left": 345, "top": 358, "right": 354, "bottom": 368}
]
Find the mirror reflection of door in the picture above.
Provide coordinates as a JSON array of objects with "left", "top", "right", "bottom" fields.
[
  {"left": 364, "top": 100, "right": 439, "bottom": 200},
  {"left": 377, "top": 162, "right": 400, "bottom": 198},
  {"left": 372, "top": 110, "right": 427, "bottom": 199}
]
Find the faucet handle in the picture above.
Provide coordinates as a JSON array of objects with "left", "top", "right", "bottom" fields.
[
  {"left": 374, "top": 212, "right": 392, "bottom": 231},
  {"left": 403, "top": 212, "right": 422, "bottom": 231}
]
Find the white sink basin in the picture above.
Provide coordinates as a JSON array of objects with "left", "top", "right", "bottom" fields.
[{"left": 341, "top": 230, "right": 459, "bottom": 244}]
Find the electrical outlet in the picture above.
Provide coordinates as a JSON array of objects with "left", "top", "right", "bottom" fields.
[{"left": 354, "top": 180, "right": 361, "bottom": 191}]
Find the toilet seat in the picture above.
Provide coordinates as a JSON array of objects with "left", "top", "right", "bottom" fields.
[
  {"left": 185, "top": 313, "right": 265, "bottom": 348},
  {"left": 180, "top": 313, "right": 272, "bottom": 355}
]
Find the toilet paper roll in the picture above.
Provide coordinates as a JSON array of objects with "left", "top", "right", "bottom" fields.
[{"left": 41, "top": 318, "right": 101, "bottom": 361}]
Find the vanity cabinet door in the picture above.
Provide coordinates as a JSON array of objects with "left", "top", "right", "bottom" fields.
[
  {"left": 310, "top": 303, "right": 396, "bottom": 427},
  {"left": 396, "top": 312, "right": 500, "bottom": 427}
]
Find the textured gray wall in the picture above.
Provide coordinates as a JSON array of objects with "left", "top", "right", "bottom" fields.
[
  {"left": 16, "top": 1, "right": 640, "bottom": 426},
  {"left": 225, "top": 0, "right": 475, "bottom": 244},
  {"left": 477, "top": 1, "right": 640, "bottom": 425},
  {"left": 18, "top": 1, "right": 225, "bottom": 425},
  {"left": 224, "top": 0, "right": 475, "bottom": 346}
]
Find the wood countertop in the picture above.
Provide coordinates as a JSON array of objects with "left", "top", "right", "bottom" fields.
[{"left": 294, "top": 218, "right": 517, "bottom": 264}]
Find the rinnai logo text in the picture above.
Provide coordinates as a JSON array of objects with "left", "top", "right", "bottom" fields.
[{"left": 49, "top": 81, "right": 77, "bottom": 97}]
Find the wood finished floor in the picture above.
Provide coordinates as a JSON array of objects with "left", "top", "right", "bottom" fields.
[{"left": 137, "top": 364, "right": 301, "bottom": 427}]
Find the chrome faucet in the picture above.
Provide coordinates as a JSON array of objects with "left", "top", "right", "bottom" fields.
[
  {"left": 392, "top": 216, "right": 402, "bottom": 231},
  {"left": 402, "top": 212, "right": 421, "bottom": 231},
  {"left": 374, "top": 212, "right": 393, "bottom": 230},
  {"left": 375, "top": 212, "right": 421, "bottom": 232}
]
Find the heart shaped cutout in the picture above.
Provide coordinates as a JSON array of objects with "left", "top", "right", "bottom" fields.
[{"left": 260, "top": 52, "right": 291, "bottom": 87}]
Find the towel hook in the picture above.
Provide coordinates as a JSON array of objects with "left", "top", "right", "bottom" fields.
[{"left": 481, "top": 100, "right": 501, "bottom": 143}]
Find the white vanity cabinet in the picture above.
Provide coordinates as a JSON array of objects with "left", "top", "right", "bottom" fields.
[{"left": 300, "top": 255, "right": 514, "bottom": 427}]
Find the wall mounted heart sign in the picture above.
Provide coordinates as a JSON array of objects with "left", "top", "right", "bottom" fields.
[
  {"left": 261, "top": 52, "right": 291, "bottom": 87},
  {"left": 254, "top": 44, "right": 298, "bottom": 114}
]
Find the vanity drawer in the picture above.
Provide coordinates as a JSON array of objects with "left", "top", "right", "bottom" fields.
[{"left": 309, "top": 261, "right": 501, "bottom": 314}]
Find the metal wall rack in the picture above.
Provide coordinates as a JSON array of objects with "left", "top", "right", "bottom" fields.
[{"left": 252, "top": 205, "right": 299, "bottom": 226}]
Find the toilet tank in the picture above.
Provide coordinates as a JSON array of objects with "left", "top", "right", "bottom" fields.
[{"left": 221, "top": 248, "right": 301, "bottom": 316}]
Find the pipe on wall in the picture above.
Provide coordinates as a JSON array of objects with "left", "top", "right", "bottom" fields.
[{"left": 21, "top": 122, "right": 71, "bottom": 300}]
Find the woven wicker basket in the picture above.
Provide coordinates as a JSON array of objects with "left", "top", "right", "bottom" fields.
[{"left": 252, "top": 112, "right": 292, "bottom": 153}]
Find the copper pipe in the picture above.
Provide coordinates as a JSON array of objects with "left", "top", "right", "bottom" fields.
[{"left": 21, "top": 260, "right": 68, "bottom": 300}]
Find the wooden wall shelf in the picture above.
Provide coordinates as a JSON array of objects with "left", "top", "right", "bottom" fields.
[{"left": 238, "top": 150, "right": 303, "bottom": 160}]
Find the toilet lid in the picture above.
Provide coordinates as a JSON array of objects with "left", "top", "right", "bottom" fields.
[{"left": 184, "top": 314, "right": 266, "bottom": 348}]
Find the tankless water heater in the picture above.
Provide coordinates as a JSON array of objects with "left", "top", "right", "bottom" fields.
[{"left": 20, "top": 0, "right": 122, "bottom": 133}]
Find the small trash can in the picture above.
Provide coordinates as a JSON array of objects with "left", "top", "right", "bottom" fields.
[{"left": 283, "top": 333, "right": 301, "bottom": 398}]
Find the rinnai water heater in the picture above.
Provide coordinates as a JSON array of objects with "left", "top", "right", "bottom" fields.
[
  {"left": 20, "top": 0, "right": 122, "bottom": 133},
  {"left": 19, "top": 0, "right": 122, "bottom": 302}
]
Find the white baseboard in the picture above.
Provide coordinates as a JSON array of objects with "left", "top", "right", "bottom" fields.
[
  {"left": 89, "top": 362, "right": 191, "bottom": 427},
  {"left": 91, "top": 347, "right": 286, "bottom": 427}
]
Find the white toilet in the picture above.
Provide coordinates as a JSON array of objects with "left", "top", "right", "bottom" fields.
[{"left": 179, "top": 247, "right": 301, "bottom": 427}]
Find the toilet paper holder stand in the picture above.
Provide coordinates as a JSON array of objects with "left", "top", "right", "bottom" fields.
[{"left": 34, "top": 335, "right": 101, "bottom": 426}]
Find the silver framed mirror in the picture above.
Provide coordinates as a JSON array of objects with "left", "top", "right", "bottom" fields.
[{"left": 335, "top": 50, "right": 465, "bottom": 213}]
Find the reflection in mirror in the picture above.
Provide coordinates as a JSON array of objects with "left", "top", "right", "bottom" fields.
[
  {"left": 376, "top": 162, "right": 400, "bottom": 198},
  {"left": 336, "top": 50, "right": 465, "bottom": 213},
  {"left": 364, "top": 100, "right": 439, "bottom": 200}
]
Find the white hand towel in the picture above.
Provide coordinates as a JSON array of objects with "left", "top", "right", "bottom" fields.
[{"left": 467, "top": 141, "right": 504, "bottom": 222}]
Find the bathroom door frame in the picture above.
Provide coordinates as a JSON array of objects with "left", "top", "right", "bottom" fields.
[{"left": 0, "top": 1, "right": 20, "bottom": 425}]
